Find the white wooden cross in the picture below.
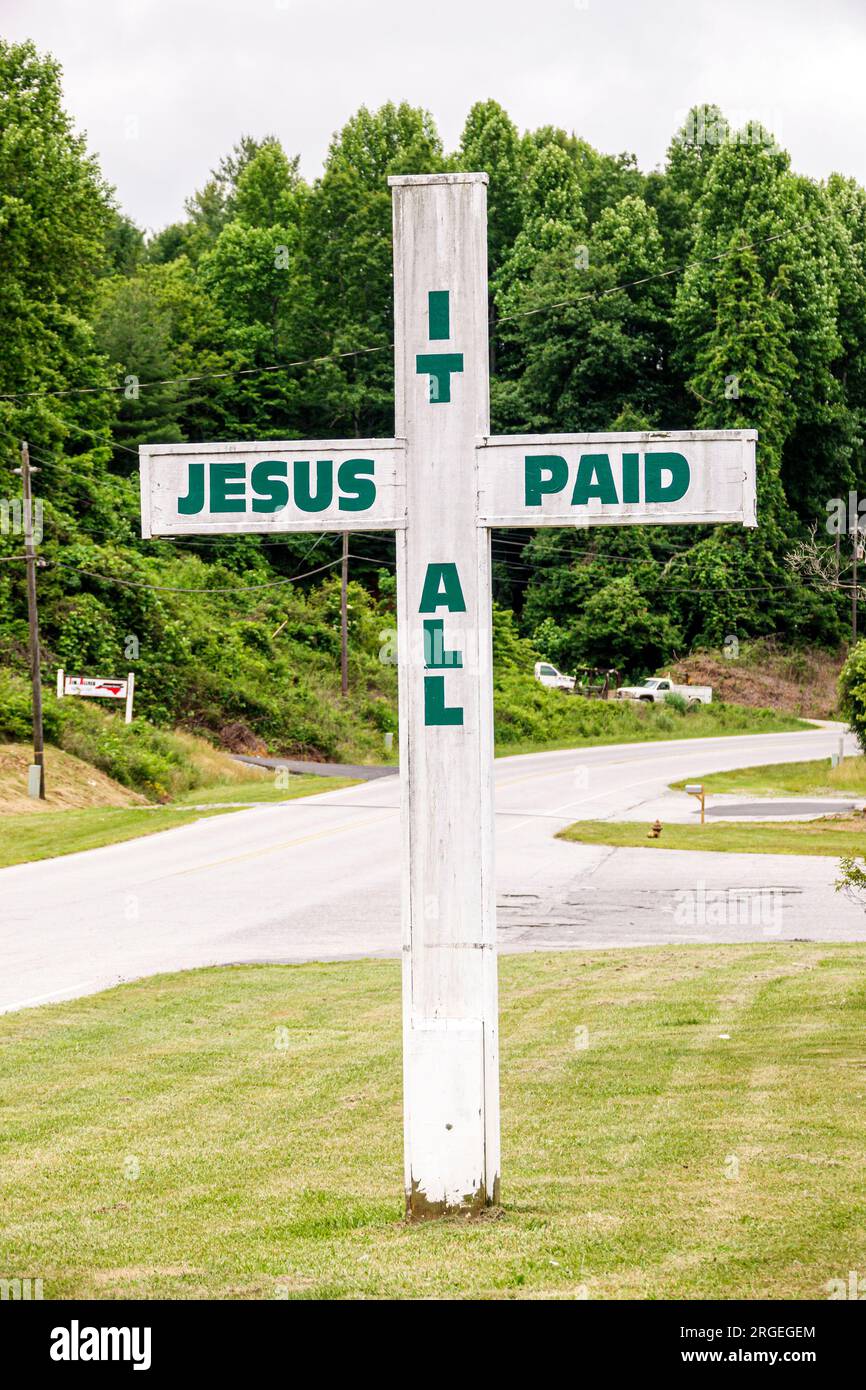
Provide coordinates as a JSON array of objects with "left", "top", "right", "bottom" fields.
[{"left": 139, "top": 173, "right": 756, "bottom": 1218}]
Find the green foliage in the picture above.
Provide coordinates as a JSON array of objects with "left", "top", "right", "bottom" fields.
[
  {"left": 836, "top": 855, "right": 866, "bottom": 905},
  {"left": 572, "top": 576, "right": 681, "bottom": 675},
  {"left": 663, "top": 690, "right": 689, "bottom": 713},
  {"left": 838, "top": 641, "right": 866, "bottom": 752},
  {"left": 1, "top": 48, "right": 864, "bottom": 758},
  {"left": 493, "top": 671, "right": 797, "bottom": 751},
  {"left": 0, "top": 669, "right": 62, "bottom": 742},
  {"left": 55, "top": 698, "right": 198, "bottom": 802},
  {"left": 531, "top": 616, "right": 573, "bottom": 669},
  {"left": 0, "top": 669, "right": 209, "bottom": 800}
]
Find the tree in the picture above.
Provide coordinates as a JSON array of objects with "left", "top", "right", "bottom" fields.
[
  {"left": 232, "top": 140, "right": 303, "bottom": 229},
  {"left": 646, "top": 105, "right": 730, "bottom": 261},
  {"left": 459, "top": 101, "right": 524, "bottom": 276},
  {"left": 299, "top": 103, "right": 446, "bottom": 437},
  {"left": 181, "top": 135, "right": 272, "bottom": 263},
  {"left": 573, "top": 576, "right": 681, "bottom": 676},
  {"left": 104, "top": 211, "right": 146, "bottom": 276},
  {"left": 675, "top": 126, "right": 842, "bottom": 524},
  {"left": 93, "top": 270, "right": 186, "bottom": 463},
  {"left": 0, "top": 39, "right": 117, "bottom": 527},
  {"left": 0, "top": 40, "right": 113, "bottom": 404}
]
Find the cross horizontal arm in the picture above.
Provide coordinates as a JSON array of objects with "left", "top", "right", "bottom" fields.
[
  {"left": 139, "top": 439, "right": 406, "bottom": 537},
  {"left": 475, "top": 429, "right": 757, "bottom": 529}
]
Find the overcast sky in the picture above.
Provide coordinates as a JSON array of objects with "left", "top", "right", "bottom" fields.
[{"left": 5, "top": 0, "right": 866, "bottom": 232}]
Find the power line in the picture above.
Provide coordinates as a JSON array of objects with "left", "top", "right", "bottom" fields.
[
  {"left": 0, "top": 224, "right": 804, "bottom": 405},
  {"left": 6, "top": 542, "right": 819, "bottom": 600},
  {"left": 492, "top": 531, "right": 694, "bottom": 560},
  {"left": 49, "top": 555, "right": 343, "bottom": 593},
  {"left": 0, "top": 343, "right": 389, "bottom": 403},
  {"left": 55, "top": 417, "right": 141, "bottom": 458},
  {"left": 493, "top": 226, "right": 804, "bottom": 329}
]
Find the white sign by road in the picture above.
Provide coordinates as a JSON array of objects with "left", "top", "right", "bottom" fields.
[{"left": 57, "top": 671, "right": 135, "bottom": 723}]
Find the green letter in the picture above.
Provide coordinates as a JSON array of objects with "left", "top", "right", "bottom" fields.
[
  {"left": 571, "top": 454, "right": 618, "bottom": 506},
  {"left": 294, "top": 459, "right": 334, "bottom": 512},
  {"left": 419, "top": 562, "right": 466, "bottom": 614},
  {"left": 251, "top": 460, "right": 288, "bottom": 513},
  {"left": 416, "top": 353, "right": 464, "bottom": 403},
  {"left": 644, "top": 452, "right": 690, "bottom": 503},
  {"left": 209, "top": 462, "right": 246, "bottom": 513},
  {"left": 621, "top": 452, "right": 640, "bottom": 504},
  {"left": 177, "top": 463, "right": 205, "bottom": 515},
  {"left": 424, "top": 676, "right": 463, "bottom": 726},
  {"left": 524, "top": 455, "right": 568, "bottom": 506},
  {"left": 338, "top": 458, "right": 376, "bottom": 512},
  {"left": 423, "top": 619, "right": 463, "bottom": 669},
  {"left": 428, "top": 290, "right": 450, "bottom": 340}
]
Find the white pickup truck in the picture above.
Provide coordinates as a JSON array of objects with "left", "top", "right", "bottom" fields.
[
  {"left": 615, "top": 676, "right": 712, "bottom": 705},
  {"left": 534, "top": 661, "right": 576, "bottom": 692}
]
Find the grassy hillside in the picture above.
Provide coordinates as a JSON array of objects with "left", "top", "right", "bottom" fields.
[
  {"left": 0, "top": 742, "right": 145, "bottom": 812},
  {"left": 667, "top": 639, "right": 845, "bottom": 719},
  {"left": 0, "top": 608, "right": 810, "bottom": 802},
  {"left": 0, "top": 676, "right": 276, "bottom": 802}
]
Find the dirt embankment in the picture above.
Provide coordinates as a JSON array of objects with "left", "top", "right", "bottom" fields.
[
  {"left": 0, "top": 744, "right": 145, "bottom": 813},
  {"left": 667, "top": 643, "right": 846, "bottom": 720}
]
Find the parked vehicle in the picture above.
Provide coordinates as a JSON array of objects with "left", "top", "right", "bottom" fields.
[
  {"left": 534, "top": 661, "right": 576, "bottom": 692},
  {"left": 614, "top": 676, "right": 712, "bottom": 705}
]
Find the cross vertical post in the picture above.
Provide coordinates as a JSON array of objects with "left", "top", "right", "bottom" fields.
[{"left": 390, "top": 173, "right": 500, "bottom": 1217}]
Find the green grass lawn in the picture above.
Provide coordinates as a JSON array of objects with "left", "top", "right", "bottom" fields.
[
  {"left": 1, "top": 946, "right": 864, "bottom": 1300},
  {"left": 670, "top": 756, "right": 866, "bottom": 799},
  {"left": 558, "top": 815, "right": 866, "bottom": 856},
  {"left": 0, "top": 805, "right": 239, "bottom": 870},
  {"left": 173, "top": 774, "right": 358, "bottom": 806},
  {"left": 0, "top": 776, "right": 357, "bottom": 869}
]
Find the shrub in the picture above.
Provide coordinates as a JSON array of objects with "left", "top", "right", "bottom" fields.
[
  {"left": 839, "top": 641, "right": 866, "bottom": 752},
  {"left": 0, "top": 670, "right": 62, "bottom": 742}
]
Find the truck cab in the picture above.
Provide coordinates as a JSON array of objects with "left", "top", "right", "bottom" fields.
[{"left": 534, "top": 661, "right": 576, "bottom": 692}]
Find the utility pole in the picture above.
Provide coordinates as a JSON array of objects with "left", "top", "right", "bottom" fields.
[
  {"left": 340, "top": 532, "right": 349, "bottom": 696},
  {"left": 14, "top": 442, "right": 45, "bottom": 798},
  {"left": 853, "top": 521, "right": 862, "bottom": 645}
]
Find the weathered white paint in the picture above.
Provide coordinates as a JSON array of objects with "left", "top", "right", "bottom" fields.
[
  {"left": 390, "top": 172, "right": 499, "bottom": 1215},
  {"left": 477, "top": 431, "right": 757, "bottom": 528},
  {"left": 140, "top": 439, "right": 406, "bottom": 537}
]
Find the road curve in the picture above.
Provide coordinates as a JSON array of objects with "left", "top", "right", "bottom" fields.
[{"left": 1, "top": 724, "right": 864, "bottom": 1013}]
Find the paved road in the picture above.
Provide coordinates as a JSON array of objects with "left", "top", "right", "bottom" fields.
[{"left": 2, "top": 724, "right": 864, "bottom": 1012}]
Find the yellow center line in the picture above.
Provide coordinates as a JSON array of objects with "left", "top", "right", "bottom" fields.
[{"left": 169, "top": 812, "right": 394, "bottom": 877}]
